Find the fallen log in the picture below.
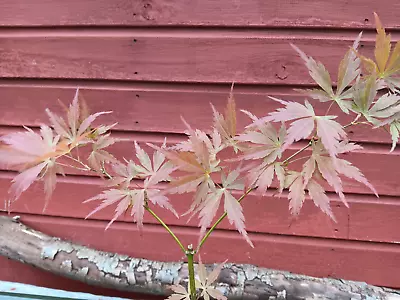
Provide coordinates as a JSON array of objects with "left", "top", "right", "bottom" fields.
[{"left": 0, "top": 215, "right": 399, "bottom": 300}]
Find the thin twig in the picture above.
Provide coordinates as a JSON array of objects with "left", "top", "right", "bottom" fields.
[
  {"left": 343, "top": 114, "right": 361, "bottom": 129},
  {"left": 145, "top": 205, "right": 186, "bottom": 254},
  {"left": 282, "top": 141, "right": 313, "bottom": 166}
]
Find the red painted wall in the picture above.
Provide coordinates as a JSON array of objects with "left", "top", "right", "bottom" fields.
[{"left": 0, "top": 1, "right": 399, "bottom": 298}]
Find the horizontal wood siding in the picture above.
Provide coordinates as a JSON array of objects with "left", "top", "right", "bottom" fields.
[{"left": 0, "top": 1, "right": 399, "bottom": 298}]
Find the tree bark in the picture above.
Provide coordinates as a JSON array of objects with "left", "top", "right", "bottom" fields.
[{"left": 0, "top": 215, "right": 399, "bottom": 300}]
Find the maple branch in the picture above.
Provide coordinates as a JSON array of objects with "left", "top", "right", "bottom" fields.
[
  {"left": 144, "top": 204, "right": 186, "bottom": 254},
  {"left": 286, "top": 155, "right": 311, "bottom": 165},
  {"left": 63, "top": 154, "right": 92, "bottom": 171},
  {"left": 343, "top": 114, "right": 362, "bottom": 129},
  {"left": 196, "top": 187, "right": 255, "bottom": 252},
  {"left": 100, "top": 161, "right": 113, "bottom": 180},
  {"left": 55, "top": 162, "right": 90, "bottom": 172},
  {"left": 282, "top": 141, "right": 313, "bottom": 166}
]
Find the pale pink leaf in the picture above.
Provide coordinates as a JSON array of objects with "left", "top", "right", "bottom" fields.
[
  {"left": 77, "top": 111, "right": 112, "bottom": 137},
  {"left": 223, "top": 191, "right": 253, "bottom": 247},
  {"left": 134, "top": 141, "right": 152, "bottom": 172},
  {"left": 314, "top": 155, "right": 346, "bottom": 205},
  {"left": 307, "top": 179, "right": 336, "bottom": 221},
  {"left": 288, "top": 174, "right": 305, "bottom": 216},
  {"left": 335, "top": 158, "right": 378, "bottom": 197},
  {"left": 283, "top": 118, "right": 314, "bottom": 151},
  {"left": 9, "top": 162, "right": 47, "bottom": 202},
  {"left": 291, "top": 44, "right": 334, "bottom": 96},
  {"left": 316, "top": 117, "right": 347, "bottom": 158},
  {"left": 274, "top": 163, "right": 286, "bottom": 194}
]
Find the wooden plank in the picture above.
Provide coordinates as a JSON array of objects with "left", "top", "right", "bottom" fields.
[
  {"left": 0, "top": 35, "right": 383, "bottom": 85},
  {"left": 0, "top": 86, "right": 394, "bottom": 144},
  {"left": 348, "top": 200, "right": 400, "bottom": 243},
  {"left": 1, "top": 213, "right": 399, "bottom": 289},
  {"left": 1, "top": 173, "right": 400, "bottom": 244},
  {"left": 0, "top": 0, "right": 398, "bottom": 29},
  {"left": 0, "top": 173, "right": 349, "bottom": 240}
]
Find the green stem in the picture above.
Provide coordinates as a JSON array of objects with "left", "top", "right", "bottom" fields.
[
  {"left": 186, "top": 245, "right": 197, "bottom": 300},
  {"left": 144, "top": 205, "right": 186, "bottom": 254},
  {"left": 196, "top": 187, "right": 254, "bottom": 252}
]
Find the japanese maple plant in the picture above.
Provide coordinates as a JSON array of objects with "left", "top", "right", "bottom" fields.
[{"left": 1, "top": 13, "right": 399, "bottom": 300}]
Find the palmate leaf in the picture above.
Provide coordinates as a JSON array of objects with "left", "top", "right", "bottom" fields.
[
  {"left": 196, "top": 260, "right": 228, "bottom": 300},
  {"left": 166, "top": 284, "right": 191, "bottom": 300},
  {"left": 237, "top": 110, "right": 285, "bottom": 162},
  {"left": 84, "top": 144, "right": 177, "bottom": 230},
  {"left": 252, "top": 97, "right": 347, "bottom": 158},
  {"left": 87, "top": 133, "right": 119, "bottom": 174},
  {"left": 359, "top": 13, "right": 400, "bottom": 91},
  {"left": 350, "top": 74, "right": 400, "bottom": 122},
  {"left": 291, "top": 32, "right": 362, "bottom": 113},
  {"left": 210, "top": 82, "right": 240, "bottom": 151},
  {"left": 301, "top": 141, "right": 377, "bottom": 209},
  {"left": 247, "top": 162, "right": 285, "bottom": 196},
  {"left": 389, "top": 120, "right": 400, "bottom": 151},
  {"left": 0, "top": 125, "right": 64, "bottom": 208},
  {"left": 196, "top": 169, "right": 253, "bottom": 247},
  {"left": 285, "top": 171, "right": 335, "bottom": 220},
  {"left": 46, "top": 88, "right": 112, "bottom": 147},
  {"left": 148, "top": 119, "right": 222, "bottom": 215}
]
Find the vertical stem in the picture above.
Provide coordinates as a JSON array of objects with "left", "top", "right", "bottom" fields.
[{"left": 186, "top": 244, "right": 197, "bottom": 300}]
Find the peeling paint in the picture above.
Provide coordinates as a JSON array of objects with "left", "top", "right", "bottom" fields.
[
  {"left": 41, "top": 240, "right": 74, "bottom": 259},
  {"left": 60, "top": 260, "right": 72, "bottom": 272},
  {"left": 77, "top": 267, "right": 89, "bottom": 276}
]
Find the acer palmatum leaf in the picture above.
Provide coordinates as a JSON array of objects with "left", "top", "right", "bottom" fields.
[
  {"left": 196, "top": 170, "right": 253, "bottom": 247},
  {"left": 307, "top": 179, "right": 336, "bottom": 221},
  {"left": 303, "top": 142, "right": 346, "bottom": 205},
  {"left": 291, "top": 33, "right": 362, "bottom": 113},
  {"left": 389, "top": 121, "right": 400, "bottom": 151},
  {"left": 107, "top": 160, "right": 138, "bottom": 188},
  {"left": 85, "top": 179, "right": 177, "bottom": 230},
  {"left": 285, "top": 171, "right": 337, "bottom": 220},
  {"left": 237, "top": 111, "right": 285, "bottom": 162},
  {"left": 85, "top": 189, "right": 143, "bottom": 229},
  {"left": 210, "top": 83, "right": 240, "bottom": 152},
  {"left": 334, "top": 158, "right": 378, "bottom": 197},
  {"left": 286, "top": 172, "right": 306, "bottom": 216},
  {"left": 0, "top": 125, "right": 64, "bottom": 207},
  {"left": 336, "top": 141, "right": 363, "bottom": 153},
  {"left": 166, "top": 284, "right": 191, "bottom": 300},
  {"left": 133, "top": 141, "right": 175, "bottom": 185},
  {"left": 351, "top": 75, "right": 400, "bottom": 127},
  {"left": 148, "top": 134, "right": 221, "bottom": 214},
  {"left": 255, "top": 98, "right": 346, "bottom": 157},
  {"left": 247, "top": 162, "right": 285, "bottom": 196},
  {"left": 46, "top": 88, "right": 112, "bottom": 147},
  {"left": 315, "top": 116, "right": 347, "bottom": 159},
  {"left": 196, "top": 260, "right": 228, "bottom": 300},
  {"left": 87, "top": 133, "right": 118, "bottom": 173},
  {"left": 302, "top": 141, "right": 377, "bottom": 206},
  {"left": 291, "top": 44, "right": 334, "bottom": 97},
  {"left": 359, "top": 13, "right": 400, "bottom": 91}
]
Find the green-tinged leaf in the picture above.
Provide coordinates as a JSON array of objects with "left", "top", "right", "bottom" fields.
[{"left": 390, "top": 121, "right": 400, "bottom": 151}]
